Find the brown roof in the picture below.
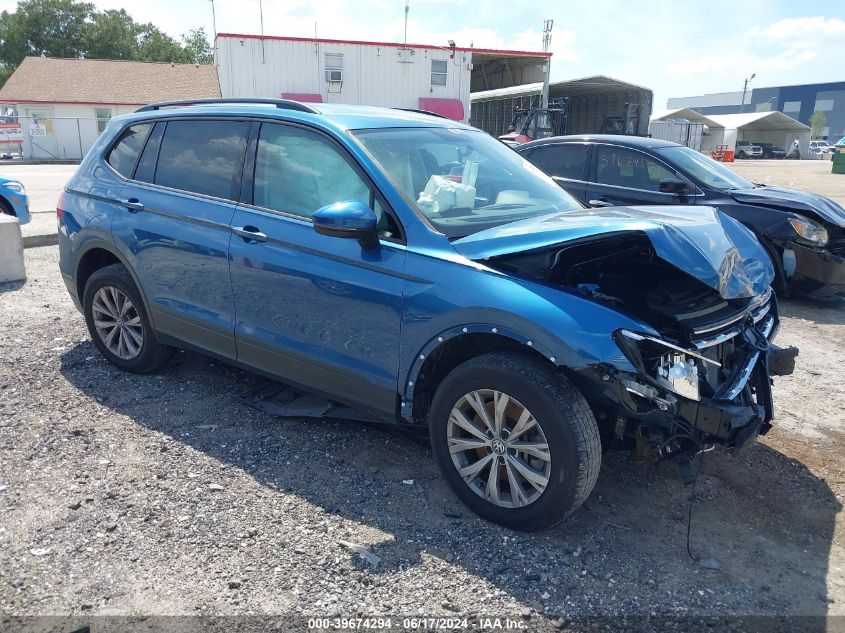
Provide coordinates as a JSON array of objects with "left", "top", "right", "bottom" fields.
[{"left": 0, "top": 56, "right": 221, "bottom": 105}]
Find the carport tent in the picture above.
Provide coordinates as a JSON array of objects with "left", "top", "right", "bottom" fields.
[
  {"left": 707, "top": 112, "right": 810, "bottom": 155},
  {"left": 650, "top": 108, "right": 722, "bottom": 128},
  {"left": 470, "top": 75, "right": 653, "bottom": 137}
]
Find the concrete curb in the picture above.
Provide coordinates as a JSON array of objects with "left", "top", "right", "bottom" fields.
[{"left": 23, "top": 233, "right": 59, "bottom": 249}]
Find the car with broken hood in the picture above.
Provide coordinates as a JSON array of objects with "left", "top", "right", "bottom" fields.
[
  {"left": 58, "top": 100, "right": 796, "bottom": 531},
  {"left": 518, "top": 135, "right": 845, "bottom": 298}
]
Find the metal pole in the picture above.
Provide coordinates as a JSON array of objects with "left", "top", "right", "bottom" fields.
[
  {"left": 404, "top": 0, "right": 409, "bottom": 47},
  {"left": 740, "top": 73, "right": 755, "bottom": 113},
  {"left": 76, "top": 118, "right": 82, "bottom": 159},
  {"left": 259, "top": 0, "right": 265, "bottom": 64},
  {"left": 541, "top": 19, "right": 553, "bottom": 109},
  {"left": 209, "top": 0, "right": 217, "bottom": 40}
]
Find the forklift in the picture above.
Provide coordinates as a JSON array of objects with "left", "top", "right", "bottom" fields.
[
  {"left": 599, "top": 102, "right": 642, "bottom": 136},
  {"left": 499, "top": 98, "right": 569, "bottom": 145}
]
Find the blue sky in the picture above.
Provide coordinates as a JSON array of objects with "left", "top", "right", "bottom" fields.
[{"left": 2, "top": 0, "right": 844, "bottom": 107}]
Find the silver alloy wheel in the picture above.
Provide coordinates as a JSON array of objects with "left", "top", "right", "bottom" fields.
[
  {"left": 91, "top": 286, "right": 144, "bottom": 360},
  {"left": 447, "top": 389, "right": 552, "bottom": 508}
]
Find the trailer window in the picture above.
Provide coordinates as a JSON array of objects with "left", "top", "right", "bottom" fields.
[{"left": 431, "top": 60, "right": 447, "bottom": 86}]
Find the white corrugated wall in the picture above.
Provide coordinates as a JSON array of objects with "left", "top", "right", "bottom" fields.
[{"left": 216, "top": 37, "right": 472, "bottom": 119}]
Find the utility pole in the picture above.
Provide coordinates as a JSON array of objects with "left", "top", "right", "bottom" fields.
[
  {"left": 541, "top": 19, "right": 553, "bottom": 108},
  {"left": 209, "top": 0, "right": 217, "bottom": 40},
  {"left": 404, "top": 0, "right": 410, "bottom": 47},
  {"left": 259, "top": 0, "right": 266, "bottom": 63},
  {"left": 740, "top": 73, "right": 755, "bottom": 113}
]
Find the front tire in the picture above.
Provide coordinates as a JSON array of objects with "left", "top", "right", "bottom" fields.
[
  {"left": 429, "top": 352, "right": 601, "bottom": 531},
  {"left": 82, "top": 264, "right": 172, "bottom": 373}
]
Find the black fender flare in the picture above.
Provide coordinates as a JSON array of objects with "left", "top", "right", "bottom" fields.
[
  {"left": 400, "top": 323, "right": 567, "bottom": 420},
  {"left": 75, "top": 240, "right": 157, "bottom": 328}
]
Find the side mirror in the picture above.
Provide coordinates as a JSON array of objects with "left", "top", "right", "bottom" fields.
[
  {"left": 658, "top": 177, "right": 688, "bottom": 195},
  {"left": 312, "top": 200, "right": 379, "bottom": 250}
]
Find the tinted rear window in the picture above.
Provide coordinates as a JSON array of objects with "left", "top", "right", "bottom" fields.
[
  {"left": 106, "top": 124, "right": 151, "bottom": 178},
  {"left": 154, "top": 120, "right": 249, "bottom": 200},
  {"left": 526, "top": 144, "right": 588, "bottom": 181}
]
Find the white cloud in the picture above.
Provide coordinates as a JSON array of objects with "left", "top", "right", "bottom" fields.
[
  {"left": 756, "top": 16, "right": 845, "bottom": 39},
  {"left": 666, "top": 14, "right": 842, "bottom": 78}
]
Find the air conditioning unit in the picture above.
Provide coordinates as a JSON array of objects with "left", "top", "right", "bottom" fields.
[{"left": 326, "top": 69, "right": 343, "bottom": 82}]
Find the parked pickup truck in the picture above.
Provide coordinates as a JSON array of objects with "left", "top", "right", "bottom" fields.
[{"left": 735, "top": 140, "right": 763, "bottom": 159}]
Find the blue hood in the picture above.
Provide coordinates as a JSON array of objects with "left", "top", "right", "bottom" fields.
[
  {"left": 729, "top": 186, "right": 845, "bottom": 227},
  {"left": 453, "top": 206, "right": 774, "bottom": 300}
]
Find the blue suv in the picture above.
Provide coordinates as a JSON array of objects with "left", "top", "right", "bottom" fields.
[{"left": 59, "top": 99, "right": 795, "bottom": 530}]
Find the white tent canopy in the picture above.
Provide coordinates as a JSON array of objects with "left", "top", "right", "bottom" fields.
[{"left": 650, "top": 108, "right": 722, "bottom": 129}]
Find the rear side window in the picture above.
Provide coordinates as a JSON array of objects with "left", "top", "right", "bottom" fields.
[
  {"left": 106, "top": 123, "right": 151, "bottom": 178},
  {"left": 596, "top": 145, "right": 676, "bottom": 191},
  {"left": 527, "top": 144, "right": 588, "bottom": 181},
  {"left": 154, "top": 120, "right": 249, "bottom": 200}
]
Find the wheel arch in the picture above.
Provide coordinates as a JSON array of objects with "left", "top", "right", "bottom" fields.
[
  {"left": 0, "top": 194, "right": 15, "bottom": 216},
  {"left": 402, "top": 324, "right": 577, "bottom": 424},
  {"left": 75, "top": 242, "right": 156, "bottom": 327}
]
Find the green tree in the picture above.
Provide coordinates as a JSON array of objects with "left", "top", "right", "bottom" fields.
[
  {"left": 0, "top": 0, "right": 94, "bottom": 67},
  {"left": 809, "top": 111, "right": 826, "bottom": 139},
  {"left": 135, "top": 25, "right": 188, "bottom": 63},
  {"left": 82, "top": 9, "right": 142, "bottom": 60},
  {"left": 0, "top": 0, "right": 212, "bottom": 88},
  {"left": 181, "top": 28, "right": 213, "bottom": 65}
]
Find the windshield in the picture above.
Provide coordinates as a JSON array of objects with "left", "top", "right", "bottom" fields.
[
  {"left": 657, "top": 145, "right": 755, "bottom": 191},
  {"left": 352, "top": 127, "right": 583, "bottom": 238}
]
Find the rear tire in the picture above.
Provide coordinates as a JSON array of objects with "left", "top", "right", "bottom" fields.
[
  {"left": 737, "top": 151, "right": 747, "bottom": 159},
  {"left": 82, "top": 263, "right": 172, "bottom": 373},
  {"left": 429, "top": 351, "right": 601, "bottom": 531}
]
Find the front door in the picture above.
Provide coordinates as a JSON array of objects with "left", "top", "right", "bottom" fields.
[
  {"left": 228, "top": 121, "right": 405, "bottom": 413},
  {"left": 111, "top": 118, "right": 250, "bottom": 359},
  {"left": 585, "top": 144, "right": 696, "bottom": 208}
]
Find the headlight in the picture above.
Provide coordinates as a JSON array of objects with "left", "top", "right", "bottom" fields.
[
  {"left": 3, "top": 180, "right": 25, "bottom": 194},
  {"left": 788, "top": 217, "right": 828, "bottom": 247},
  {"left": 613, "top": 330, "right": 721, "bottom": 402}
]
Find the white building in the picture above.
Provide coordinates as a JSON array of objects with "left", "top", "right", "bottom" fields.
[
  {"left": 0, "top": 57, "right": 220, "bottom": 159},
  {"left": 215, "top": 33, "right": 550, "bottom": 121}
]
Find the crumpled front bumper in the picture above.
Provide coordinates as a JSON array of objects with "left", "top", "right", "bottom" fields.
[
  {"left": 784, "top": 241, "right": 845, "bottom": 294},
  {"left": 575, "top": 300, "right": 798, "bottom": 454}
]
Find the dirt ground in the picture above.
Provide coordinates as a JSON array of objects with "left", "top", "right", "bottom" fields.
[
  {"left": 0, "top": 159, "right": 844, "bottom": 630},
  {"left": 730, "top": 158, "right": 845, "bottom": 204}
]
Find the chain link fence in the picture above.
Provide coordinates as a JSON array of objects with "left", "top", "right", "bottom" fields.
[{"left": 1, "top": 114, "right": 107, "bottom": 161}]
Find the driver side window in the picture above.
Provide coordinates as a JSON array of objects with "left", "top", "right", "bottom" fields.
[{"left": 254, "top": 123, "right": 400, "bottom": 237}]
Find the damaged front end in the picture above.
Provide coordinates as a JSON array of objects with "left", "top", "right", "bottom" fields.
[{"left": 469, "top": 207, "right": 798, "bottom": 464}]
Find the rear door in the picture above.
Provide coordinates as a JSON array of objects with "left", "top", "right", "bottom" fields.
[
  {"left": 521, "top": 142, "right": 591, "bottom": 203},
  {"left": 228, "top": 121, "right": 405, "bottom": 413},
  {"left": 585, "top": 144, "right": 696, "bottom": 208},
  {"left": 112, "top": 118, "right": 249, "bottom": 358}
]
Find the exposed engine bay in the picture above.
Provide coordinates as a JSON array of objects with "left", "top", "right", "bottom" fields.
[{"left": 485, "top": 231, "right": 799, "bottom": 471}]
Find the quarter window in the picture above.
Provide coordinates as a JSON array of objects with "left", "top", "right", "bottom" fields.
[
  {"left": 595, "top": 146, "right": 675, "bottom": 192},
  {"left": 431, "top": 60, "right": 447, "bottom": 86},
  {"left": 106, "top": 123, "right": 151, "bottom": 178},
  {"left": 527, "top": 144, "right": 588, "bottom": 181},
  {"left": 154, "top": 120, "right": 249, "bottom": 200}
]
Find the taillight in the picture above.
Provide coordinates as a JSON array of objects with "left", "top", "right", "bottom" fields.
[{"left": 56, "top": 191, "right": 65, "bottom": 219}]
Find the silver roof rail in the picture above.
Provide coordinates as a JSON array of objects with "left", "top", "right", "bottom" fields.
[{"left": 136, "top": 98, "right": 320, "bottom": 114}]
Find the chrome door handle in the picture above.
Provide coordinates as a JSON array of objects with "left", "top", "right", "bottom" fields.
[
  {"left": 588, "top": 199, "right": 613, "bottom": 208},
  {"left": 232, "top": 225, "right": 269, "bottom": 242},
  {"left": 119, "top": 198, "right": 144, "bottom": 212}
]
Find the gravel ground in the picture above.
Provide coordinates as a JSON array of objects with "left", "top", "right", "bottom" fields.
[{"left": 1, "top": 246, "right": 843, "bottom": 629}]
